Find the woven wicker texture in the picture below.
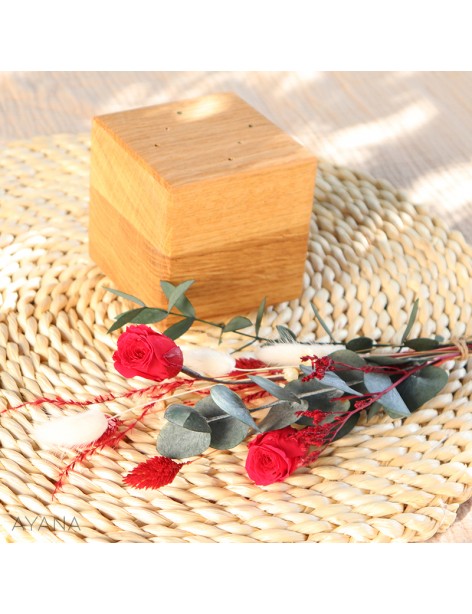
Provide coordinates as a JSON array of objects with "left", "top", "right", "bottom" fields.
[{"left": 1, "top": 134, "right": 472, "bottom": 543}]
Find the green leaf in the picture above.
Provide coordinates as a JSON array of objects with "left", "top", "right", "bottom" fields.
[
  {"left": 367, "top": 401, "right": 383, "bottom": 420},
  {"left": 248, "top": 375, "right": 300, "bottom": 402},
  {"left": 163, "top": 317, "right": 194, "bottom": 340},
  {"left": 164, "top": 404, "right": 210, "bottom": 433},
  {"left": 223, "top": 316, "right": 252, "bottom": 333},
  {"left": 285, "top": 378, "right": 348, "bottom": 419},
  {"left": 160, "top": 281, "right": 196, "bottom": 318},
  {"left": 285, "top": 377, "right": 339, "bottom": 397},
  {"left": 405, "top": 338, "right": 440, "bottom": 351},
  {"left": 276, "top": 325, "right": 297, "bottom": 342},
  {"left": 366, "top": 355, "right": 415, "bottom": 366},
  {"left": 130, "top": 307, "right": 168, "bottom": 324},
  {"left": 293, "top": 390, "right": 351, "bottom": 427},
  {"left": 364, "top": 372, "right": 410, "bottom": 418},
  {"left": 210, "top": 385, "right": 260, "bottom": 432},
  {"left": 103, "top": 287, "right": 146, "bottom": 307},
  {"left": 114, "top": 312, "right": 126, "bottom": 320},
  {"left": 166, "top": 280, "right": 195, "bottom": 312},
  {"left": 157, "top": 422, "right": 211, "bottom": 459},
  {"left": 255, "top": 297, "right": 266, "bottom": 337},
  {"left": 320, "top": 371, "right": 363, "bottom": 396},
  {"left": 396, "top": 366, "right": 448, "bottom": 412},
  {"left": 107, "top": 307, "right": 146, "bottom": 333},
  {"left": 300, "top": 366, "right": 362, "bottom": 396},
  {"left": 259, "top": 400, "right": 308, "bottom": 432},
  {"left": 331, "top": 413, "right": 359, "bottom": 441},
  {"left": 310, "top": 394, "right": 350, "bottom": 413},
  {"left": 311, "top": 302, "right": 335, "bottom": 342},
  {"left": 195, "top": 397, "right": 249, "bottom": 449},
  {"left": 328, "top": 349, "right": 366, "bottom": 386},
  {"left": 346, "top": 337, "right": 373, "bottom": 352},
  {"left": 108, "top": 306, "right": 169, "bottom": 333},
  {"left": 402, "top": 299, "right": 419, "bottom": 343}
]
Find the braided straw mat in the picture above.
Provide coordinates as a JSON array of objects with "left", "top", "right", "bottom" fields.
[{"left": 1, "top": 133, "right": 472, "bottom": 544}]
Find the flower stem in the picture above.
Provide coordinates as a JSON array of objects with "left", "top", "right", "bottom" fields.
[
  {"left": 180, "top": 365, "right": 253, "bottom": 384},
  {"left": 180, "top": 365, "right": 284, "bottom": 385},
  {"left": 173, "top": 312, "right": 272, "bottom": 343}
]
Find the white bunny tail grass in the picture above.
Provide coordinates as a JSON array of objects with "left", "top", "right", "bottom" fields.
[
  {"left": 181, "top": 346, "right": 236, "bottom": 377},
  {"left": 33, "top": 408, "right": 109, "bottom": 448},
  {"left": 255, "top": 342, "right": 344, "bottom": 367}
]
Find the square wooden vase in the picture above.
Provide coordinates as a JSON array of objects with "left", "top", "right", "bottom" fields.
[{"left": 89, "top": 92, "right": 317, "bottom": 319}]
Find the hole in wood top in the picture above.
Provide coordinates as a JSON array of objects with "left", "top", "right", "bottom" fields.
[{"left": 94, "top": 93, "right": 314, "bottom": 187}]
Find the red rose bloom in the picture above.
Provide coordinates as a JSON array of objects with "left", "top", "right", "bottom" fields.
[
  {"left": 113, "top": 324, "right": 183, "bottom": 381},
  {"left": 245, "top": 427, "right": 307, "bottom": 486}
]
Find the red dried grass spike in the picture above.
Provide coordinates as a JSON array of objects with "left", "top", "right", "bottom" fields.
[
  {"left": 123, "top": 456, "right": 185, "bottom": 490},
  {"left": 1, "top": 382, "right": 181, "bottom": 415},
  {"left": 240, "top": 389, "right": 272, "bottom": 403},
  {"left": 232, "top": 357, "right": 268, "bottom": 372}
]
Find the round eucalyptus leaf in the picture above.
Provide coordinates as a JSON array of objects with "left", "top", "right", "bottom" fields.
[
  {"left": 196, "top": 397, "right": 248, "bottom": 449},
  {"left": 364, "top": 371, "right": 410, "bottom": 417},
  {"left": 286, "top": 378, "right": 351, "bottom": 412},
  {"left": 295, "top": 395, "right": 350, "bottom": 425},
  {"left": 210, "top": 385, "right": 260, "bottom": 431},
  {"left": 396, "top": 366, "right": 448, "bottom": 412},
  {"left": 328, "top": 349, "right": 366, "bottom": 385},
  {"left": 157, "top": 421, "right": 211, "bottom": 459},
  {"left": 165, "top": 404, "right": 210, "bottom": 433},
  {"left": 258, "top": 400, "right": 308, "bottom": 432},
  {"left": 366, "top": 355, "right": 413, "bottom": 366}
]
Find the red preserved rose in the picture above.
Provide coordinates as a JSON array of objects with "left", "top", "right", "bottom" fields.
[
  {"left": 245, "top": 426, "right": 307, "bottom": 486},
  {"left": 113, "top": 324, "right": 183, "bottom": 381}
]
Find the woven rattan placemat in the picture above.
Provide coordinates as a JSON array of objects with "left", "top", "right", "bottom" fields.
[{"left": 1, "top": 134, "right": 472, "bottom": 543}]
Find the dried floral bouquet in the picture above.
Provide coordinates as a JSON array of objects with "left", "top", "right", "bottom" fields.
[{"left": 5, "top": 280, "right": 470, "bottom": 494}]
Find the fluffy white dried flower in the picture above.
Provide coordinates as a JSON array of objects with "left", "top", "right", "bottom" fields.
[
  {"left": 255, "top": 342, "right": 343, "bottom": 366},
  {"left": 34, "top": 408, "right": 109, "bottom": 448},
  {"left": 181, "top": 346, "right": 236, "bottom": 377}
]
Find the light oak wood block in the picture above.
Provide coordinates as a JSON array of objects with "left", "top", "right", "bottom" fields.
[{"left": 89, "top": 92, "right": 317, "bottom": 318}]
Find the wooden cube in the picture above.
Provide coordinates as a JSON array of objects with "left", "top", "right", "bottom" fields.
[{"left": 89, "top": 93, "right": 317, "bottom": 319}]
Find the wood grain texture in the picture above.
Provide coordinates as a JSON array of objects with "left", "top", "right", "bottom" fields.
[
  {"left": 1, "top": 71, "right": 472, "bottom": 542},
  {"left": 96, "top": 92, "right": 315, "bottom": 186},
  {"left": 90, "top": 93, "right": 316, "bottom": 317}
]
